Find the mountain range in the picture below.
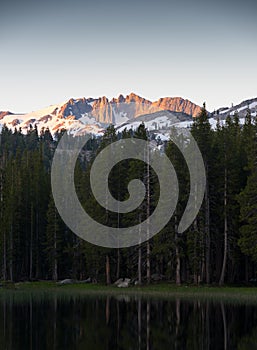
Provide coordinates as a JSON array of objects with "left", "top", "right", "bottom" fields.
[{"left": 0, "top": 93, "right": 256, "bottom": 137}]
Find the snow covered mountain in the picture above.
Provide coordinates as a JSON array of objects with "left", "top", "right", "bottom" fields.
[
  {"left": 216, "top": 97, "right": 257, "bottom": 118},
  {"left": 0, "top": 100, "right": 105, "bottom": 136},
  {"left": 115, "top": 96, "right": 257, "bottom": 138},
  {"left": 1, "top": 94, "right": 256, "bottom": 137},
  {"left": 0, "top": 93, "right": 201, "bottom": 135},
  {"left": 116, "top": 110, "right": 193, "bottom": 140}
]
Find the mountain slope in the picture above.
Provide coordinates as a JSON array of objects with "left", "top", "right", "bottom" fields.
[
  {"left": 0, "top": 93, "right": 202, "bottom": 134},
  {"left": 116, "top": 110, "right": 192, "bottom": 134},
  {"left": 217, "top": 97, "right": 257, "bottom": 117},
  {"left": 1, "top": 94, "right": 257, "bottom": 136},
  {"left": 152, "top": 97, "right": 201, "bottom": 117}
]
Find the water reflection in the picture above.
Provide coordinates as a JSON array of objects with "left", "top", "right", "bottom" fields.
[{"left": 0, "top": 293, "right": 257, "bottom": 349}]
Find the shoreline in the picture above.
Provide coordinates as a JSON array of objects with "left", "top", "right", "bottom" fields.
[{"left": 1, "top": 281, "right": 257, "bottom": 304}]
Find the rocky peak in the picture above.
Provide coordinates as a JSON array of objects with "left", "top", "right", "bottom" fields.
[
  {"left": 152, "top": 97, "right": 202, "bottom": 117},
  {"left": 0, "top": 93, "right": 205, "bottom": 134},
  {"left": 57, "top": 98, "right": 92, "bottom": 119},
  {"left": 0, "top": 111, "right": 14, "bottom": 120},
  {"left": 125, "top": 92, "right": 151, "bottom": 105},
  {"left": 111, "top": 94, "right": 125, "bottom": 104}
]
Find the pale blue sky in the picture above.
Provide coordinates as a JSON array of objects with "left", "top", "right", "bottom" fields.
[{"left": 1, "top": 0, "right": 256, "bottom": 112}]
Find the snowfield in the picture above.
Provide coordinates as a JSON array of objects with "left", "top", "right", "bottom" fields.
[
  {"left": 0, "top": 102, "right": 104, "bottom": 136},
  {"left": 1, "top": 97, "right": 257, "bottom": 138}
]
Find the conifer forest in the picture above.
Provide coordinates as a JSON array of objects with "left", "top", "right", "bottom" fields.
[{"left": 1, "top": 106, "right": 257, "bottom": 286}]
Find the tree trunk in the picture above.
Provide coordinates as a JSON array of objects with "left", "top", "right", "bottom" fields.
[
  {"left": 138, "top": 245, "right": 142, "bottom": 285},
  {"left": 116, "top": 248, "right": 120, "bottom": 280},
  {"left": 9, "top": 223, "right": 13, "bottom": 282},
  {"left": 193, "top": 219, "right": 198, "bottom": 284},
  {"left": 35, "top": 212, "right": 40, "bottom": 279},
  {"left": 0, "top": 168, "right": 7, "bottom": 280},
  {"left": 53, "top": 246, "right": 58, "bottom": 281},
  {"left": 138, "top": 213, "right": 142, "bottom": 285},
  {"left": 3, "top": 231, "right": 7, "bottom": 280},
  {"left": 116, "top": 192, "right": 120, "bottom": 279},
  {"left": 53, "top": 209, "right": 58, "bottom": 281},
  {"left": 106, "top": 255, "right": 111, "bottom": 285},
  {"left": 30, "top": 203, "right": 33, "bottom": 280},
  {"left": 219, "top": 166, "right": 228, "bottom": 285},
  {"left": 146, "top": 146, "right": 151, "bottom": 284},
  {"left": 245, "top": 256, "right": 249, "bottom": 283},
  {"left": 205, "top": 168, "right": 210, "bottom": 284},
  {"left": 146, "top": 241, "right": 151, "bottom": 284},
  {"left": 175, "top": 213, "right": 181, "bottom": 285},
  {"left": 175, "top": 242, "right": 181, "bottom": 285},
  {"left": 201, "top": 248, "right": 205, "bottom": 283}
]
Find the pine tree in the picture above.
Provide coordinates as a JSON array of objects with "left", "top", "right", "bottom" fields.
[
  {"left": 191, "top": 103, "right": 213, "bottom": 283},
  {"left": 45, "top": 195, "right": 62, "bottom": 280},
  {"left": 164, "top": 128, "right": 189, "bottom": 284},
  {"left": 238, "top": 116, "right": 257, "bottom": 266}
]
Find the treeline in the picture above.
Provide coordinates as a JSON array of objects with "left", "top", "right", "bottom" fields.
[{"left": 0, "top": 105, "right": 257, "bottom": 285}]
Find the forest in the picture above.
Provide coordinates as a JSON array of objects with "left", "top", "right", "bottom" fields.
[{"left": 0, "top": 105, "right": 257, "bottom": 286}]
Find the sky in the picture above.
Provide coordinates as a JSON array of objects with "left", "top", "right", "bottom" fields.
[{"left": 1, "top": 0, "right": 257, "bottom": 113}]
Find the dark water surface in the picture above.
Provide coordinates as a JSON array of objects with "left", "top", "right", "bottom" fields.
[{"left": 1, "top": 293, "right": 257, "bottom": 349}]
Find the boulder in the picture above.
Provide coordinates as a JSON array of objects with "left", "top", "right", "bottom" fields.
[
  {"left": 114, "top": 278, "right": 123, "bottom": 286},
  {"left": 134, "top": 280, "right": 142, "bottom": 286},
  {"left": 114, "top": 278, "right": 131, "bottom": 288},
  {"left": 57, "top": 279, "right": 75, "bottom": 285},
  {"left": 117, "top": 281, "right": 129, "bottom": 288}
]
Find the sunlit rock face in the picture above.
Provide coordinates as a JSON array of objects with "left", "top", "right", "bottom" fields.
[{"left": 0, "top": 93, "right": 203, "bottom": 135}]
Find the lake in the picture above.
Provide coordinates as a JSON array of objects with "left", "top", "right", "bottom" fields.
[{"left": 1, "top": 293, "right": 257, "bottom": 349}]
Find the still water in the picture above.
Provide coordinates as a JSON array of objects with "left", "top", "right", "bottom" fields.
[{"left": 1, "top": 293, "right": 257, "bottom": 350}]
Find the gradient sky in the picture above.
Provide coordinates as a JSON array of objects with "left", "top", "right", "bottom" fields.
[{"left": 1, "top": 0, "right": 256, "bottom": 113}]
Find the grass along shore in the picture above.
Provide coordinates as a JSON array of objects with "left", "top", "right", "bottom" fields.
[{"left": 1, "top": 281, "right": 257, "bottom": 304}]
